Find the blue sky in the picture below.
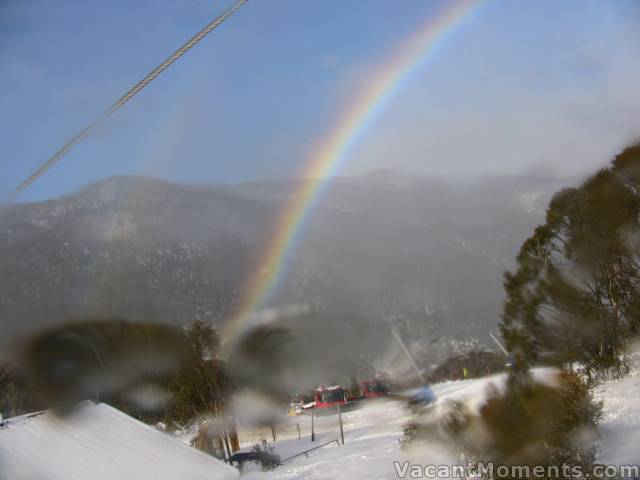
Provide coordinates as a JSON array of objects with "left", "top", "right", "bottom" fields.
[{"left": 2, "top": 0, "right": 640, "bottom": 201}]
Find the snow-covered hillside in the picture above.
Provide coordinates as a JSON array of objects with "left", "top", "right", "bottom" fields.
[
  {"left": 1, "top": 173, "right": 566, "bottom": 345},
  {"left": 3, "top": 368, "right": 633, "bottom": 479},
  {"left": 237, "top": 371, "right": 542, "bottom": 479},
  {"left": 235, "top": 369, "right": 640, "bottom": 479},
  {"left": 0, "top": 402, "right": 238, "bottom": 480},
  {"left": 594, "top": 369, "right": 640, "bottom": 466},
  {"left": 240, "top": 400, "right": 411, "bottom": 479}
]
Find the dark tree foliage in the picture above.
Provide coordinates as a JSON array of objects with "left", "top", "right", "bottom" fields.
[
  {"left": 500, "top": 143, "right": 640, "bottom": 379},
  {"left": 0, "top": 363, "right": 41, "bottom": 417},
  {"left": 164, "top": 320, "right": 231, "bottom": 427},
  {"left": 0, "top": 319, "right": 229, "bottom": 426},
  {"left": 403, "top": 371, "right": 602, "bottom": 479},
  {"left": 476, "top": 372, "right": 602, "bottom": 474},
  {"left": 20, "top": 319, "right": 187, "bottom": 414}
]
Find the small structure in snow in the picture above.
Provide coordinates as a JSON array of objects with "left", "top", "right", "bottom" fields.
[
  {"left": 0, "top": 402, "right": 238, "bottom": 480},
  {"left": 314, "top": 385, "right": 348, "bottom": 408},
  {"left": 360, "top": 378, "right": 391, "bottom": 399}
]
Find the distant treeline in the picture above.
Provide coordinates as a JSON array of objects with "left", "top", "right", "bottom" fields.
[{"left": 426, "top": 350, "right": 506, "bottom": 383}]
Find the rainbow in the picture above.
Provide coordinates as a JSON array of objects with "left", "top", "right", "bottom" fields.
[{"left": 222, "top": 0, "right": 481, "bottom": 350}]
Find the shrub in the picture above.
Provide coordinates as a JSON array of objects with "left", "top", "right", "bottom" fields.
[{"left": 403, "top": 370, "right": 602, "bottom": 479}]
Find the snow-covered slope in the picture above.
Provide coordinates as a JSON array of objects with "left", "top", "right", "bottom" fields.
[
  {"left": 0, "top": 402, "right": 239, "bottom": 480},
  {"left": 241, "top": 400, "right": 412, "bottom": 480},
  {"left": 238, "top": 368, "right": 640, "bottom": 479},
  {"left": 239, "top": 373, "right": 525, "bottom": 480},
  {"left": 594, "top": 370, "right": 640, "bottom": 466},
  {"left": 1, "top": 368, "right": 634, "bottom": 480}
]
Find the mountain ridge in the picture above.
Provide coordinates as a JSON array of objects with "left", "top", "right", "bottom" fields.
[{"left": 0, "top": 171, "right": 573, "bottom": 351}]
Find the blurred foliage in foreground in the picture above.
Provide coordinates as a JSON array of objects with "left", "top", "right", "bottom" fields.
[
  {"left": 0, "top": 319, "right": 229, "bottom": 426},
  {"left": 403, "top": 143, "right": 640, "bottom": 476},
  {"left": 501, "top": 143, "right": 640, "bottom": 380},
  {"left": 403, "top": 371, "right": 602, "bottom": 479}
]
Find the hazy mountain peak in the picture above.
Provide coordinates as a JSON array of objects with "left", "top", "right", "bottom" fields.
[{"left": 0, "top": 173, "right": 564, "bottom": 346}]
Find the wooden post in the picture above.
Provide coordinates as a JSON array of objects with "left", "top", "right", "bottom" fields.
[
  {"left": 217, "top": 436, "right": 227, "bottom": 461},
  {"left": 222, "top": 429, "right": 232, "bottom": 459},
  {"left": 311, "top": 412, "right": 315, "bottom": 442},
  {"left": 228, "top": 418, "right": 240, "bottom": 453},
  {"left": 337, "top": 404, "right": 344, "bottom": 445},
  {"left": 195, "top": 423, "right": 207, "bottom": 452}
]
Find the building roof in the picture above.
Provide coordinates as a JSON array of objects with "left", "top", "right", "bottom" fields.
[{"left": 0, "top": 402, "right": 238, "bottom": 480}]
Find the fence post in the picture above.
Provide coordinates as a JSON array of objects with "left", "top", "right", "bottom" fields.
[
  {"left": 229, "top": 417, "right": 240, "bottom": 452},
  {"left": 311, "top": 412, "right": 315, "bottom": 442},
  {"left": 337, "top": 404, "right": 344, "bottom": 445}
]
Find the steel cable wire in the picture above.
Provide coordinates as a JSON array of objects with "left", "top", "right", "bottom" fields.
[{"left": 11, "top": 0, "right": 248, "bottom": 199}]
